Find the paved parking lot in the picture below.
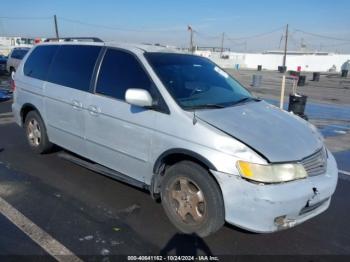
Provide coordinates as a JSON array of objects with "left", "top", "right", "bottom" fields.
[
  {"left": 0, "top": 70, "right": 350, "bottom": 260},
  {"left": 228, "top": 69, "right": 350, "bottom": 106}
]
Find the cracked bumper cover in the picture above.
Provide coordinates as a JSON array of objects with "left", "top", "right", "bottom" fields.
[{"left": 211, "top": 151, "right": 338, "bottom": 233}]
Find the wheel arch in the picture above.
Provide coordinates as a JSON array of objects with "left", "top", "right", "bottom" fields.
[
  {"left": 153, "top": 148, "right": 217, "bottom": 174},
  {"left": 20, "top": 103, "right": 42, "bottom": 124},
  {"left": 150, "top": 148, "right": 219, "bottom": 199}
]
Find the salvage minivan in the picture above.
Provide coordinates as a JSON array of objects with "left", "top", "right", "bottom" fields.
[{"left": 12, "top": 39, "right": 338, "bottom": 237}]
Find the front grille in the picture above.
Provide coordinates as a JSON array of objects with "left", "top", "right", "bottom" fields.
[{"left": 301, "top": 148, "right": 327, "bottom": 177}]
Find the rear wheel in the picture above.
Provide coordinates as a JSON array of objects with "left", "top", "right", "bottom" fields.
[
  {"left": 24, "top": 111, "right": 53, "bottom": 154},
  {"left": 161, "top": 161, "right": 225, "bottom": 237}
]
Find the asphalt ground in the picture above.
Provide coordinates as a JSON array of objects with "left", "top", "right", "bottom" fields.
[{"left": 0, "top": 70, "right": 350, "bottom": 261}]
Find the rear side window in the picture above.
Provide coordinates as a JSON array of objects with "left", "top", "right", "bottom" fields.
[
  {"left": 47, "top": 45, "right": 101, "bottom": 91},
  {"left": 24, "top": 45, "right": 58, "bottom": 80},
  {"left": 96, "top": 49, "right": 153, "bottom": 100},
  {"left": 11, "top": 49, "right": 29, "bottom": 59}
]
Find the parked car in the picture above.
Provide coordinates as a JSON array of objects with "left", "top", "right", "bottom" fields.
[
  {"left": 0, "top": 89, "right": 12, "bottom": 101},
  {"left": 6, "top": 47, "right": 30, "bottom": 75},
  {"left": 12, "top": 40, "right": 338, "bottom": 237},
  {"left": 0, "top": 55, "right": 7, "bottom": 74}
]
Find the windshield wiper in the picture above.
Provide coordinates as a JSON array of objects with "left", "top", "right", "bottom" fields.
[
  {"left": 183, "top": 104, "right": 225, "bottom": 110},
  {"left": 232, "top": 97, "right": 261, "bottom": 106}
]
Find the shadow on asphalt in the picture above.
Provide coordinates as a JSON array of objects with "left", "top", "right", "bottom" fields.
[{"left": 160, "top": 233, "right": 212, "bottom": 256}]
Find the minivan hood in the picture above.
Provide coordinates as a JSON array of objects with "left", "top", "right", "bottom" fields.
[{"left": 196, "top": 100, "right": 323, "bottom": 162}]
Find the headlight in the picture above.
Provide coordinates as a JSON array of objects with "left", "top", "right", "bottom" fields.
[{"left": 237, "top": 161, "right": 307, "bottom": 183}]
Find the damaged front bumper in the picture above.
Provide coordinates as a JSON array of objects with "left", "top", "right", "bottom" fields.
[{"left": 211, "top": 151, "right": 338, "bottom": 233}]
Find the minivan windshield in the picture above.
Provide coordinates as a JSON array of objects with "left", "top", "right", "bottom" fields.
[{"left": 145, "top": 53, "right": 255, "bottom": 109}]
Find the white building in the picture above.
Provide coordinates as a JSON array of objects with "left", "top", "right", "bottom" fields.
[
  {"left": 211, "top": 50, "right": 350, "bottom": 72},
  {"left": 0, "top": 37, "right": 34, "bottom": 55}
]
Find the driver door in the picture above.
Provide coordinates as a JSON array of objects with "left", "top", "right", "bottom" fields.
[{"left": 85, "top": 48, "right": 157, "bottom": 183}]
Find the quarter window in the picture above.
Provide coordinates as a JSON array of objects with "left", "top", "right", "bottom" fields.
[
  {"left": 96, "top": 49, "right": 153, "bottom": 100},
  {"left": 47, "top": 45, "right": 101, "bottom": 91}
]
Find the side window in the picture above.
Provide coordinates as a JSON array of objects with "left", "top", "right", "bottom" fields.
[
  {"left": 96, "top": 49, "right": 153, "bottom": 100},
  {"left": 24, "top": 46, "right": 58, "bottom": 80},
  {"left": 47, "top": 45, "right": 101, "bottom": 91},
  {"left": 11, "top": 50, "right": 19, "bottom": 59},
  {"left": 17, "top": 49, "right": 29, "bottom": 60}
]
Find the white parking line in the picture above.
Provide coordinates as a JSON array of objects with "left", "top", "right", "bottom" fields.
[
  {"left": 339, "top": 170, "right": 350, "bottom": 176},
  {"left": 0, "top": 197, "right": 82, "bottom": 262},
  {"left": 0, "top": 112, "right": 14, "bottom": 125}
]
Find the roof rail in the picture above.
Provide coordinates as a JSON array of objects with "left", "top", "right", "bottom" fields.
[{"left": 44, "top": 37, "right": 104, "bottom": 43}]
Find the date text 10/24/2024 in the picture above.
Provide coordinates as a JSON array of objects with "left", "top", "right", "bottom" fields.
[{"left": 127, "top": 256, "right": 219, "bottom": 261}]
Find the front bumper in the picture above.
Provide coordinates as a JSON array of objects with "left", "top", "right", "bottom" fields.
[{"left": 211, "top": 151, "right": 338, "bottom": 233}]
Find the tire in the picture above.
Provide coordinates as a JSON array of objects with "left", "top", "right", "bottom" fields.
[
  {"left": 24, "top": 111, "right": 53, "bottom": 154},
  {"left": 161, "top": 161, "right": 225, "bottom": 237}
]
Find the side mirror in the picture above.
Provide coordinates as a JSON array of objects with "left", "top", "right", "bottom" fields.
[{"left": 125, "top": 89, "right": 153, "bottom": 108}]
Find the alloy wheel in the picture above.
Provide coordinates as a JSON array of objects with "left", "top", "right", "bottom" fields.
[
  {"left": 27, "top": 119, "right": 41, "bottom": 147},
  {"left": 168, "top": 177, "right": 206, "bottom": 224}
]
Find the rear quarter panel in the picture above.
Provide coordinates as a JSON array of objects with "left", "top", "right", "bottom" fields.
[{"left": 13, "top": 53, "right": 46, "bottom": 126}]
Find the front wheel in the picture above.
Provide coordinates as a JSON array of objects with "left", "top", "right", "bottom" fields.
[{"left": 161, "top": 161, "right": 225, "bottom": 237}]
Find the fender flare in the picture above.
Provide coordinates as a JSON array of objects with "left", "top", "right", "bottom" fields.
[
  {"left": 153, "top": 148, "right": 217, "bottom": 174},
  {"left": 20, "top": 103, "right": 41, "bottom": 124},
  {"left": 150, "top": 148, "right": 217, "bottom": 199}
]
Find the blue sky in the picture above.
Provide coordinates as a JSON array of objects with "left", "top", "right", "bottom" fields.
[{"left": 1, "top": 0, "right": 350, "bottom": 52}]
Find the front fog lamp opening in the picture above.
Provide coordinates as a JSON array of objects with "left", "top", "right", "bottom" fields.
[
  {"left": 237, "top": 161, "right": 308, "bottom": 183},
  {"left": 274, "top": 215, "right": 296, "bottom": 229}
]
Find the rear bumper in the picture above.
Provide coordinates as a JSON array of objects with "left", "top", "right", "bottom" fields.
[{"left": 211, "top": 150, "right": 338, "bottom": 233}]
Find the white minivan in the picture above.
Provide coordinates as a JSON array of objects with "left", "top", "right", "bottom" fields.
[{"left": 12, "top": 39, "right": 338, "bottom": 237}]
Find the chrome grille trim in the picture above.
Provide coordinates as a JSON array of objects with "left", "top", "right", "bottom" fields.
[{"left": 301, "top": 148, "right": 327, "bottom": 177}]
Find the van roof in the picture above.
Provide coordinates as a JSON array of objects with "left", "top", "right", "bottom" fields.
[{"left": 36, "top": 41, "right": 182, "bottom": 54}]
